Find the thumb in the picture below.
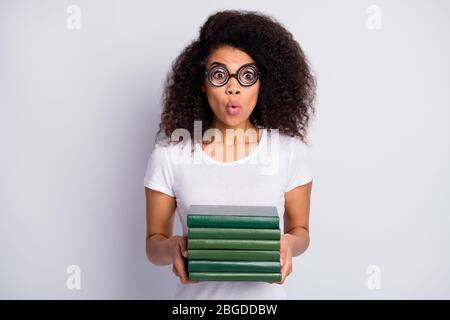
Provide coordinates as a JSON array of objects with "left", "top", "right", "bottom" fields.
[{"left": 179, "top": 237, "right": 188, "bottom": 258}]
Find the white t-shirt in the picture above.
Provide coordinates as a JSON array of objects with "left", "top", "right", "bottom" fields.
[{"left": 143, "top": 128, "right": 313, "bottom": 299}]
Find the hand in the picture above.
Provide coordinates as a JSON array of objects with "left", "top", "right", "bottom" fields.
[
  {"left": 170, "top": 235, "right": 199, "bottom": 284},
  {"left": 277, "top": 233, "right": 294, "bottom": 284}
]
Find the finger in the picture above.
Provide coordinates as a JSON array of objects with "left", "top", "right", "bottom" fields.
[
  {"left": 278, "top": 253, "right": 284, "bottom": 283},
  {"left": 279, "top": 272, "right": 285, "bottom": 285},
  {"left": 280, "top": 252, "right": 286, "bottom": 267},
  {"left": 179, "top": 237, "right": 188, "bottom": 258},
  {"left": 180, "top": 256, "right": 199, "bottom": 284},
  {"left": 183, "top": 259, "right": 200, "bottom": 283},
  {"left": 186, "top": 279, "right": 200, "bottom": 284},
  {"left": 287, "top": 260, "right": 293, "bottom": 277},
  {"left": 278, "top": 256, "right": 290, "bottom": 284},
  {"left": 172, "top": 265, "right": 179, "bottom": 276},
  {"left": 174, "top": 256, "right": 189, "bottom": 284}
]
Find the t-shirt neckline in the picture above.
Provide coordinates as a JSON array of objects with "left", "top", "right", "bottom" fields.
[{"left": 196, "top": 128, "right": 267, "bottom": 166}]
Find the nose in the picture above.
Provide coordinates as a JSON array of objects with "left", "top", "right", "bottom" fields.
[{"left": 226, "top": 76, "right": 240, "bottom": 95}]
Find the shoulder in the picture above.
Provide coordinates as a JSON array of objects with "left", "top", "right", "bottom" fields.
[
  {"left": 151, "top": 140, "right": 193, "bottom": 166},
  {"left": 268, "top": 130, "right": 309, "bottom": 155},
  {"left": 150, "top": 142, "right": 171, "bottom": 161},
  {"left": 288, "top": 135, "right": 310, "bottom": 156}
]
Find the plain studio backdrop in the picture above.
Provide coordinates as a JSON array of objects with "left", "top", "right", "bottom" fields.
[{"left": 1, "top": 0, "right": 449, "bottom": 299}]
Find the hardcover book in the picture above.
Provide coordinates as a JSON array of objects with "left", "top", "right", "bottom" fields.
[{"left": 186, "top": 205, "right": 281, "bottom": 282}]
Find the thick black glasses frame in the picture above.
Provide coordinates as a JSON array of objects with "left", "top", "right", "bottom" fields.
[{"left": 204, "top": 62, "right": 261, "bottom": 87}]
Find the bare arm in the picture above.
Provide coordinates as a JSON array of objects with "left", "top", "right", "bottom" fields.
[
  {"left": 145, "top": 187, "right": 194, "bottom": 284},
  {"left": 278, "top": 180, "right": 313, "bottom": 284},
  {"left": 283, "top": 180, "right": 313, "bottom": 256},
  {"left": 145, "top": 187, "right": 177, "bottom": 265}
]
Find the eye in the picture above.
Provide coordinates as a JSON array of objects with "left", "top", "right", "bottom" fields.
[
  {"left": 243, "top": 71, "right": 255, "bottom": 80},
  {"left": 239, "top": 65, "right": 258, "bottom": 85},
  {"left": 213, "top": 70, "right": 226, "bottom": 80},
  {"left": 209, "top": 65, "right": 228, "bottom": 83}
]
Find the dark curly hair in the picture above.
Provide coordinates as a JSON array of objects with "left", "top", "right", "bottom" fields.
[{"left": 155, "top": 9, "right": 316, "bottom": 149}]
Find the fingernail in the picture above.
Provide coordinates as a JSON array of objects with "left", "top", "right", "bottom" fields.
[{"left": 183, "top": 250, "right": 187, "bottom": 257}]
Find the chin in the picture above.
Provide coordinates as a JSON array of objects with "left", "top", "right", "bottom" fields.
[{"left": 223, "top": 118, "right": 244, "bottom": 127}]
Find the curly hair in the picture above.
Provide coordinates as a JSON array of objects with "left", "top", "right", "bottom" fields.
[{"left": 155, "top": 9, "right": 316, "bottom": 149}]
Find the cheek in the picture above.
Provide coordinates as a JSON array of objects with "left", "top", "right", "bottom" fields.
[
  {"left": 205, "top": 88, "right": 222, "bottom": 108},
  {"left": 250, "top": 81, "right": 260, "bottom": 95},
  {"left": 246, "top": 86, "right": 260, "bottom": 103}
]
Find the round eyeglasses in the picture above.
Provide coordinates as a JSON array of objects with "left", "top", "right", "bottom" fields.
[{"left": 204, "top": 62, "right": 261, "bottom": 87}]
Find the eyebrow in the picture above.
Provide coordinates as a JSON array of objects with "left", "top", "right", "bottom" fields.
[{"left": 208, "top": 61, "right": 257, "bottom": 69}]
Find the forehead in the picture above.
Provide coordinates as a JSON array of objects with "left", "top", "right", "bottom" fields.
[{"left": 206, "top": 46, "right": 255, "bottom": 70}]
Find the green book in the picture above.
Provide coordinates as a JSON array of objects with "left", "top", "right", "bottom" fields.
[
  {"left": 187, "top": 205, "right": 279, "bottom": 229},
  {"left": 188, "top": 227, "right": 280, "bottom": 240},
  {"left": 188, "top": 239, "right": 280, "bottom": 250},
  {"left": 187, "top": 215, "right": 278, "bottom": 229},
  {"left": 188, "top": 260, "right": 280, "bottom": 273},
  {"left": 188, "top": 250, "right": 279, "bottom": 261},
  {"left": 188, "top": 205, "right": 279, "bottom": 216},
  {"left": 189, "top": 272, "right": 282, "bottom": 282}
]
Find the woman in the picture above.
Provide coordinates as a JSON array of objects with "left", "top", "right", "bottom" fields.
[{"left": 144, "top": 9, "right": 316, "bottom": 299}]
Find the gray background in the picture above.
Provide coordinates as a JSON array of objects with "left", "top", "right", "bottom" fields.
[{"left": 1, "top": 0, "right": 449, "bottom": 299}]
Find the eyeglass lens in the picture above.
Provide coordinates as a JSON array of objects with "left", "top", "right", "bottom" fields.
[{"left": 207, "top": 64, "right": 259, "bottom": 87}]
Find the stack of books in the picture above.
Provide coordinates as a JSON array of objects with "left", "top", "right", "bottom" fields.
[{"left": 187, "top": 205, "right": 281, "bottom": 282}]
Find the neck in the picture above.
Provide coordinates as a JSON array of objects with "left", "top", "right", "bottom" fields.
[{"left": 208, "top": 119, "right": 261, "bottom": 145}]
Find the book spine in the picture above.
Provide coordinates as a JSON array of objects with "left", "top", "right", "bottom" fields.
[
  {"left": 188, "top": 228, "right": 280, "bottom": 240},
  {"left": 189, "top": 272, "right": 282, "bottom": 282},
  {"left": 187, "top": 215, "right": 279, "bottom": 229},
  {"left": 188, "top": 260, "right": 280, "bottom": 273},
  {"left": 188, "top": 239, "right": 280, "bottom": 250},
  {"left": 188, "top": 250, "right": 279, "bottom": 261}
]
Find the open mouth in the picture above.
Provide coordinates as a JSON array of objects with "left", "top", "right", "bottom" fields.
[{"left": 226, "top": 104, "right": 241, "bottom": 115}]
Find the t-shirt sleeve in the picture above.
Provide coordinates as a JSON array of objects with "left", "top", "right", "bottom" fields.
[
  {"left": 143, "top": 144, "right": 175, "bottom": 197},
  {"left": 285, "top": 137, "right": 313, "bottom": 192}
]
